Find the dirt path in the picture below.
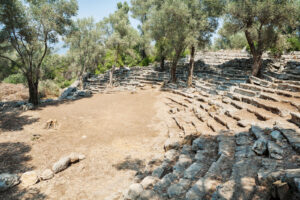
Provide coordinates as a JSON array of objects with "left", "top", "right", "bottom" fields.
[{"left": 0, "top": 88, "right": 170, "bottom": 199}]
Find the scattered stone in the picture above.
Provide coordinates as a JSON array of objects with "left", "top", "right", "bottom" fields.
[
  {"left": 140, "top": 176, "right": 158, "bottom": 189},
  {"left": 153, "top": 173, "right": 177, "bottom": 193},
  {"left": 164, "top": 149, "right": 179, "bottom": 162},
  {"left": 250, "top": 125, "right": 265, "bottom": 139},
  {"left": 0, "top": 173, "right": 19, "bottom": 192},
  {"left": 268, "top": 141, "right": 284, "bottom": 160},
  {"left": 125, "top": 183, "right": 143, "bottom": 200},
  {"left": 164, "top": 138, "right": 180, "bottom": 151},
  {"left": 184, "top": 162, "right": 203, "bottom": 179},
  {"left": 252, "top": 138, "right": 268, "bottom": 155},
  {"left": 192, "top": 138, "right": 205, "bottom": 151},
  {"left": 271, "top": 130, "right": 284, "bottom": 142},
  {"left": 69, "top": 153, "right": 86, "bottom": 163},
  {"left": 20, "top": 103, "right": 34, "bottom": 111},
  {"left": 40, "top": 169, "right": 54, "bottom": 181},
  {"left": 20, "top": 171, "right": 39, "bottom": 187},
  {"left": 167, "top": 179, "right": 191, "bottom": 198},
  {"left": 139, "top": 190, "right": 160, "bottom": 200},
  {"left": 152, "top": 162, "right": 170, "bottom": 178},
  {"left": 52, "top": 156, "right": 71, "bottom": 174}
]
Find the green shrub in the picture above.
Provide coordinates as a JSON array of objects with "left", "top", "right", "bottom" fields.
[
  {"left": 287, "top": 37, "right": 300, "bottom": 51},
  {"left": 39, "top": 80, "right": 60, "bottom": 98},
  {"left": 59, "top": 79, "right": 74, "bottom": 89},
  {"left": 139, "top": 56, "right": 155, "bottom": 66},
  {"left": 3, "top": 73, "right": 26, "bottom": 84}
]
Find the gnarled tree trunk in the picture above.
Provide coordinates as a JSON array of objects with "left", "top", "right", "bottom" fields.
[
  {"left": 252, "top": 53, "right": 262, "bottom": 77},
  {"left": 27, "top": 76, "right": 39, "bottom": 106},
  {"left": 160, "top": 56, "right": 165, "bottom": 71},
  {"left": 187, "top": 46, "right": 195, "bottom": 87}
]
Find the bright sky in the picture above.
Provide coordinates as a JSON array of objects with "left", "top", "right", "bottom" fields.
[
  {"left": 76, "top": 0, "right": 139, "bottom": 28},
  {"left": 56, "top": 0, "right": 220, "bottom": 54},
  {"left": 56, "top": 0, "right": 139, "bottom": 54}
]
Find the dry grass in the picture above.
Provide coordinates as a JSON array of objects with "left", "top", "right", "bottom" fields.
[{"left": 0, "top": 83, "right": 28, "bottom": 102}]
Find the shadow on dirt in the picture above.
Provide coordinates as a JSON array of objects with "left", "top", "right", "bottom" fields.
[
  {"left": 0, "top": 142, "right": 47, "bottom": 199},
  {"left": 113, "top": 156, "right": 145, "bottom": 172},
  {"left": 0, "top": 111, "right": 39, "bottom": 131}
]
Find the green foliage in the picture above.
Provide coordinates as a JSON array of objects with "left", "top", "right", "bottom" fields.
[
  {"left": 0, "top": 0, "right": 78, "bottom": 104},
  {"left": 287, "top": 37, "right": 300, "bottom": 51},
  {"left": 139, "top": 56, "right": 155, "bottom": 66},
  {"left": 214, "top": 30, "right": 248, "bottom": 50},
  {"left": 101, "top": 2, "right": 140, "bottom": 68},
  {"left": 39, "top": 80, "right": 60, "bottom": 98},
  {"left": 65, "top": 17, "right": 105, "bottom": 77},
  {"left": 225, "top": 0, "right": 299, "bottom": 55},
  {"left": 3, "top": 73, "right": 26, "bottom": 84}
]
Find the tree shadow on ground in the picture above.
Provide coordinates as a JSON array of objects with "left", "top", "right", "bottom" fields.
[
  {"left": 113, "top": 156, "right": 145, "bottom": 172},
  {"left": 0, "top": 110, "right": 39, "bottom": 131},
  {"left": 0, "top": 142, "right": 47, "bottom": 199}
]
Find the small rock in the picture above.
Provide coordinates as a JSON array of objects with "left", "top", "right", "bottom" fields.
[
  {"left": 0, "top": 173, "right": 19, "bottom": 192},
  {"left": 164, "top": 149, "right": 179, "bottom": 162},
  {"left": 69, "top": 153, "right": 86, "bottom": 163},
  {"left": 192, "top": 138, "right": 205, "bottom": 151},
  {"left": 20, "top": 103, "right": 34, "bottom": 111},
  {"left": 152, "top": 162, "right": 170, "bottom": 178},
  {"left": 252, "top": 138, "right": 268, "bottom": 155},
  {"left": 140, "top": 176, "right": 158, "bottom": 189},
  {"left": 139, "top": 190, "right": 160, "bottom": 200},
  {"left": 271, "top": 130, "right": 283, "bottom": 142},
  {"left": 168, "top": 179, "right": 190, "bottom": 198},
  {"left": 184, "top": 162, "right": 203, "bottom": 179},
  {"left": 40, "top": 169, "right": 54, "bottom": 181},
  {"left": 20, "top": 171, "right": 39, "bottom": 187},
  {"left": 52, "top": 156, "right": 71, "bottom": 173},
  {"left": 164, "top": 138, "right": 180, "bottom": 151},
  {"left": 268, "top": 141, "right": 284, "bottom": 160},
  {"left": 250, "top": 125, "right": 265, "bottom": 139},
  {"left": 153, "top": 173, "right": 177, "bottom": 193},
  {"left": 126, "top": 183, "right": 143, "bottom": 199},
  {"left": 194, "top": 150, "right": 206, "bottom": 161}
]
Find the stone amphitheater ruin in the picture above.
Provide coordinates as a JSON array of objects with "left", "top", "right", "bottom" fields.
[
  {"left": 80, "top": 51, "right": 300, "bottom": 200},
  {"left": 1, "top": 51, "right": 300, "bottom": 200}
]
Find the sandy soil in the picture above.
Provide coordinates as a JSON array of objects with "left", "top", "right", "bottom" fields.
[
  {"left": 0, "top": 83, "right": 28, "bottom": 102},
  {"left": 0, "top": 88, "right": 170, "bottom": 199}
]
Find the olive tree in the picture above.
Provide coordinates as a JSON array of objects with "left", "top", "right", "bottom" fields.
[
  {"left": 101, "top": 2, "right": 140, "bottom": 86},
  {"left": 186, "top": 0, "right": 224, "bottom": 87},
  {"left": 148, "top": 0, "right": 191, "bottom": 82},
  {"left": 225, "top": 0, "right": 299, "bottom": 76},
  {"left": 64, "top": 17, "right": 105, "bottom": 87},
  {"left": 0, "top": 0, "right": 78, "bottom": 105}
]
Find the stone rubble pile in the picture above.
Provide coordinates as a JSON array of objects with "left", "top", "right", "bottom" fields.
[
  {"left": 118, "top": 125, "right": 300, "bottom": 200},
  {"left": 0, "top": 153, "right": 85, "bottom": 192}
]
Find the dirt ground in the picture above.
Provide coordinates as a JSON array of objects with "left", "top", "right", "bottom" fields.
[
  {"left": 0, "top": 83, "right": 28, "bottom": 102},
  {"left": 0, "top": 88, "right": 171, "bottom": 199}
]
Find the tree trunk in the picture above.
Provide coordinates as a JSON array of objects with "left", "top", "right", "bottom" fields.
[
  {"left": 170, "top": 55, "right": 180, "bottom": 83},
  {"left": 252, "top": 53, "right": 262, "bottom": 77},
  {"left": 160, "top": 56, "right": 165, "bottom": 71},
  {"left": 187, "top": 46, "right": 195, "bottom": 87},
  {"left": 109, "top": 65, "right": 115, "bottom": 87},
  {"left": 27, "top": 77, "right": 39, "bottom": 106}
]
